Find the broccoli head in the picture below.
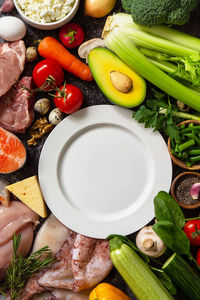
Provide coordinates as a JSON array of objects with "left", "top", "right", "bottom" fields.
[
  {"left": 121, "top": 0, "right": 132, "bottom": 12},
  {"left": 125, "top": 0, "right": 199, "bottom": 26}
]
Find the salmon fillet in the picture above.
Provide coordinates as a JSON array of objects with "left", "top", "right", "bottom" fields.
[{"left": 0, "top": 127, "right": 26, "bottom": 174}]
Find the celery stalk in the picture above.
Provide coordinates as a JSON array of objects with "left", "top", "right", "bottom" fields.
[{"left": 103, "top": 27, "right": 200, "bottom": 112}]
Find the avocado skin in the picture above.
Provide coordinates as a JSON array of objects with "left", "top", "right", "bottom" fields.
[{"left": 88, "top": 48, "right": 146, "bottom": 108}]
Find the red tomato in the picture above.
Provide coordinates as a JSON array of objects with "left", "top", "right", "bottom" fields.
[
  {"left": 54, "top": 84, "right": 83, "bottom": 114},
  {"left": 33, "top": 59, "right": 64, "bottom": 90},
  {"left": 59, "top": 23, "right": 84, "bottom": 48},
  {"left": 183, "top": 219, "right": 200, "bottom": 246},
  {"left": 196, "top": 248, "right": 200, "bottom": 266}
]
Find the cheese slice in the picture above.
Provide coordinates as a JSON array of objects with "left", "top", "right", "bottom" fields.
[{"left": 6, "top": 176, "right": 47, "bottom": 218}]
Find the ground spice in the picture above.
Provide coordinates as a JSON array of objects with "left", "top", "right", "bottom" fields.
[{"left": 175, "top": 175, "right": 200, "bottom": 205}]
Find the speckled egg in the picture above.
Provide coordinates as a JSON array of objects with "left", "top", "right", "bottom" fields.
[{"left": 48, "top": 108, "right": 63, "bottom": 125}]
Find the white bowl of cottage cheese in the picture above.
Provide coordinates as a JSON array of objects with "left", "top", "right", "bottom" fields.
[{"left": 13, "top": 0, "right": 80, "bottom": 30}]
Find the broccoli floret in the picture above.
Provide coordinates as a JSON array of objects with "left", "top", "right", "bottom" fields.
[
  {"left": 121, "top": 0, "right": 132, "bottom": 12},
  {"left": 125, "top": 0, "right": 199, "bottom": 26}
]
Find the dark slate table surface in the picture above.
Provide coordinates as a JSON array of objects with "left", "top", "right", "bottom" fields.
[{"left": 0, "top": 1, "right": 200, "bottom": 299}]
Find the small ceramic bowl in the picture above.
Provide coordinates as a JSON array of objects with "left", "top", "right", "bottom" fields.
[
  {"left": 168, "top": 120, "right": 200, "bottom": 170},
  {"left": 13, "top": 0, "right": 80, "bottom": 30},
  {"left": 171, "top": 171, "right": 200, "bottom": 209}
]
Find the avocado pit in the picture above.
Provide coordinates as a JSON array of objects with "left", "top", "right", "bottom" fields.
[{"left": 110, "top": 71, "right": 133, "bottom": 93}]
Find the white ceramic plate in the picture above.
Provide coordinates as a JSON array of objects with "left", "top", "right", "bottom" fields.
[{"left": 39, "top": 105, "right": 172, "bottom": 238}]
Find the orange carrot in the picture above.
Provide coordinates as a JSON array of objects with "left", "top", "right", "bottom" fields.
[{"left": 38, "top": 37, "right": 93, "bottom": 82}]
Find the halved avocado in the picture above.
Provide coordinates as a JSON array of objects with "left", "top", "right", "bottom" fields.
[{"left": 88, "top": 48, "right": 146, "bottom": 108}]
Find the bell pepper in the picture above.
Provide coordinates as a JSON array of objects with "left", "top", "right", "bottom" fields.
[{"left": 89, "top": 283, "right": 131, "bottom": 300}]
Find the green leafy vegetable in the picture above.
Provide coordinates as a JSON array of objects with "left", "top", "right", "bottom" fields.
[
  {"left": 103, "top": 13, "right": 200, "bottom": 111},
  {"left": 132, "top": 89, "right": 200, "bottom": 140},
  {"left": 0, "top": 234, "right": 55, "bottom": 299},
  {"left": 153, "top": 221, "right": 190, "bottom": 255},
  {"left": 133, "top": 91, "right": 181, "bottom": 140},
  {"left": 154, "top": 191, "right": 185, "bottom": 228},
  {"left": 121, "top": 0, "right": 199, "bottom": 26}
]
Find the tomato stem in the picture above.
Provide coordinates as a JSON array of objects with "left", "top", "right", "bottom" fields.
[{"left": 65, "top": 29, "right": 76, "bottom": 44}]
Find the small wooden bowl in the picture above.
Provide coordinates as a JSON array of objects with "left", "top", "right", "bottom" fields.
[
  {"left": 168, "top": 120, "right": 200, "bottom": 170},
  {"left": 171, "top": 171, "right": 200, "bottom": 209}
]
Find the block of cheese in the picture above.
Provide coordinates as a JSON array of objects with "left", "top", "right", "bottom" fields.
[{"left": 6, "top": 175, "right": 47, "bottom": 218}]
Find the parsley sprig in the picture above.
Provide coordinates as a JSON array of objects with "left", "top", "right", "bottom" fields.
[{"left": 133, "top": 89, "right": 200, "bottom": 141}]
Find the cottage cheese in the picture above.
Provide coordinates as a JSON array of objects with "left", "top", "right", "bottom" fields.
[{"left": 17, "top": 0, "right": 75, "bottom": 23}]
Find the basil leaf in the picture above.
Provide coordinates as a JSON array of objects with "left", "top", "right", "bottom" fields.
[
  {"left": 154, "top": 191, "right": 185, "bottom": 228},
  {"left": 151, "top": 267, "right": 177, "bottom": 296},
  {"left": 153, "top": 221, "right": 190, "bottom": 255}
]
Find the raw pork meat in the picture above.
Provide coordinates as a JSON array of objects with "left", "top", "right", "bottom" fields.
[
  {"left": 0, "top": 77, "right": 35, "bottom": 133},
  {"left": 0, "top": 41, "right": 25, "bottom": 97}
]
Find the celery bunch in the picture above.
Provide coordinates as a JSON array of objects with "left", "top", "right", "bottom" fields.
[{"left": 102, "top": 13, "right": 200, "bottom": 112}]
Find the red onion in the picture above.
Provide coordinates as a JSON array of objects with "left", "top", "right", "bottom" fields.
[{"left": 0, "top": 0, "right": 14, "bottom": 12}]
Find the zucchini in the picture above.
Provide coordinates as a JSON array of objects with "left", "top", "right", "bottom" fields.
[
  {"left": 163, "top": 253, "right": 200, "bottom": 300},
  {"left": 109, "top": 237, "right": 173, "bottom": 300}
]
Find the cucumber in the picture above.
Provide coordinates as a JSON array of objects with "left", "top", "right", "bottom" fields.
[
  {"left": 163, "top": 253, "right": 200, "bottom": 300},
  {"left": 109, "top": 237, "right": 173, "bottom": 300}
]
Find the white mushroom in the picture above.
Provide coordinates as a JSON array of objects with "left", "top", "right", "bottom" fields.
[
  {"left": 78, "top": 38, "right": 105, "bottom": 63},
  {"left": 48, "top": 108, "right": 63, "bottom": 125},
  {"left": 34, "top": 98, "right": 50, "bottom": 115},
  {"left": 136, "top": 226, "right": 166, "bottom": 258}
]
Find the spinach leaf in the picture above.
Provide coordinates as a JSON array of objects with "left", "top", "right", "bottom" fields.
[
  {"left": 154, "top": 191, "right": 185, "bottom": 228},
  {"left": 151, "top": 267, "right": 177, "bottom": 296},
  {"left": 153, "top": 220, "right": 190, "bottom": 255}
]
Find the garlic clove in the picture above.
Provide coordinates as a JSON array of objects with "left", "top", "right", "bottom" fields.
[{"left": 190, "top": 183, "right": 200, "bottom": 200}]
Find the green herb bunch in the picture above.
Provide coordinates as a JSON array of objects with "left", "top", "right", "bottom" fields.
[{"left": 0, "top": 234, "right": 54, "bottom": 299}]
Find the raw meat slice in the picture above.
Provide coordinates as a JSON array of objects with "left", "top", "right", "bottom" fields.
[
  {"left": 0, "top": 223, "right": 34, "bottom": 271},
  {"left": 0, "top": 201, "right": 39, "bottom": 247},
  {"left": 0, "top": 178, "right": 10, "bottom": 206},
  {"left": 0, "top": 77, "right": 35, "bottom": 133},
  {"left": 0, "top": 126, "right": 26, "bottom": 174},
  {"left": 0, "top": 41, "right": 25, "bottom": 97}
]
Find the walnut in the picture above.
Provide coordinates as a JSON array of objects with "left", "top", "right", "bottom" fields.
[{"left": 27, "top": 117, "right": 53, "bottom": 146}]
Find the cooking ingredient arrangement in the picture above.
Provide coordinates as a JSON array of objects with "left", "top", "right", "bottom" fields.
[{"left": 1, "top": 0, "right": 200, "bottom": 299}]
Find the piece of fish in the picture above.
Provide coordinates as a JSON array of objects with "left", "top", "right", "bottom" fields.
[
  {"left": 32, "top": 214, "right": 72, "bottom": 255},
  {"left": 0, "top": 178, "right": 10, "bottom": 206},
  {"left": 0, "top": 126, "right": 26, "bottom": 174}
]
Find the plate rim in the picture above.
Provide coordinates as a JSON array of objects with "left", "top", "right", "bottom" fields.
[{"left": 39, "top": 105, "right": 172, "bottom": 238}]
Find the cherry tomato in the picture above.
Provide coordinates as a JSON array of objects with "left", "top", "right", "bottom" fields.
[
  {"left": 196, "top": 248, "right": 200, "bottom": 266},
  {"left": 183, "top": 219, "right": 200, "bottom": 246},
  {"left": 54, "top": 84, "right": 83, "bottom": 114},
  {"left": 59, "top": 23, "right": 84, "bottom": 48},
  {"left": 33, "top": 59, "right": 64, "bottom": 90}
]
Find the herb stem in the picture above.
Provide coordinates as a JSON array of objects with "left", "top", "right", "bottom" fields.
[{"left": 159, "top": 109, "right": 200, "bottom": 121}]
